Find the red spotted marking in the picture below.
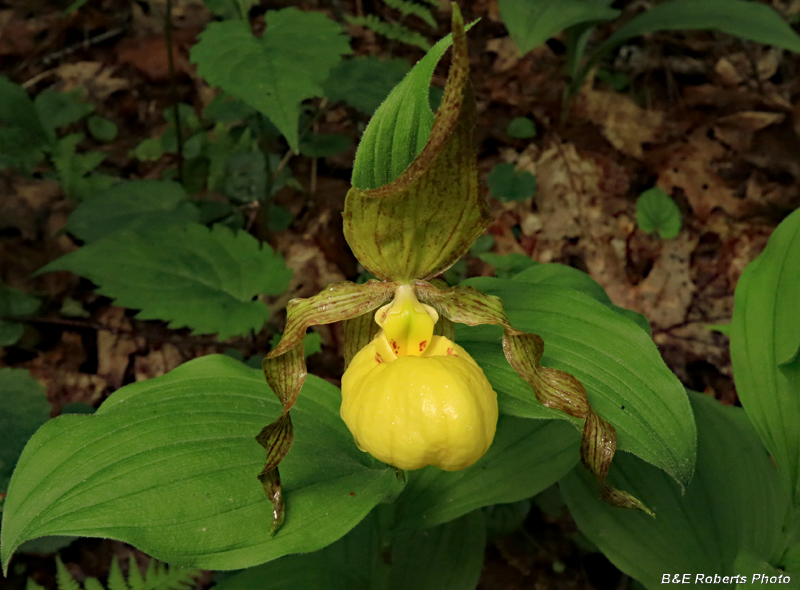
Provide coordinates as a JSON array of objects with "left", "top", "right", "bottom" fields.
[
  {"left": 390, "top": 340, "right": 399, "bottom": 353},
  {"left": 419, "top": 340, "right": 427, "bottom": 352},
  {"left": 375, "top": 353, "right": 384, "bottom": 364},
  {"left": 446, "top": 347, "right": 456, "bottom": 356}
]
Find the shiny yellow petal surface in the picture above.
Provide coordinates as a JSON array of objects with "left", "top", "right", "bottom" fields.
[{"left": 341, "top": 332, "right": 498, "bottom": 471}]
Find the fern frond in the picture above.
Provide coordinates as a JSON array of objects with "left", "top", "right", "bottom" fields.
[
  {"left": 83, "top": 578, "right": 105, "bottom": 590},
  {"left": 126, "top": 556, "right": 145, "bottom": 590},
  {"left": 346, "top": 14, "right": 431, "bottom": 50},
  {"left": 384, "top": 0, "right": 436, "bottom": 28},
  {"left": 143, "top": 563, "right": 199, "bottom": 590},
  {"left": 106, "top": 556, "right": 129, "bottom": 590},
  {"left": 55, "top": 557, "right": 82, "bottom": 590},
  {"left": 26, "top": 579, "right": 47, "bottom": 590}
]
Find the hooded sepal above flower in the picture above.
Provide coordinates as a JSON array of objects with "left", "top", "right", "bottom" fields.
[{"left": 342, "top": 5, "right": 491, "bottom": 282}]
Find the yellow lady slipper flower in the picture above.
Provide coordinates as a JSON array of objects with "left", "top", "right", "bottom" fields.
[{"left": 341, "top": 286, "right": 498, "bottom": 471}]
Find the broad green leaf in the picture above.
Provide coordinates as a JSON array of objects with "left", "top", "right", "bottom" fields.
[
  {"left": 87, "top": 116, "right": 118, "bottom": 142},
  {"left": 560, "top": 393, "right": 791, "bottom": 589},
  {"left": 734, "top": 550, "right": 796, "bottom": 587},
  {"left": 203, "top": 94, "right": 257, "bottom": 124},
  {"left": 393, "top": 417, "right": 579, "bottom": 530},
  {"left": 0, "top": 369, "right": 49, "bottom": 491},
  {"left": 0, "top": 75, "right": 49, "bottom": 147},
  {"left": 636, "top": 187, "right": 682, "bottom": 239},
  {"left": 487, "top": 162, "right": 537, "bottom": 202},
  {"left": 38, "top": 223, "right": 292, "bottom": 339},
  {"left": 345, "top": 11, "right": 490, "bottom": 281},
  {"left": 191, "top": 9, "right": 352, "bottom": 152},
  {"left": 212, "top": 509, "right": 485, "bottom": 590},
  {"left": 224, "top": 151, "right": 266, "bottom": 204},
  {"left": 512, "top": 263, "right": 651, "bottom": 335},
  {"left": 0, "top": 355, "right": 404, "bottom": 572},
  {"left": 299, "top": 133, "right": 352, "bottom": 159},
  {"left": 506, "top": 117, "right": 536, "bottom": 139},
  {"left": 476, "top": 252, "right": 536, "bottom": 279},
  {"left": 730, "top": 208, "right": 800, "bottom": 507},
  {"left": 458, "top": 277, "right": 696, "bottom": 487},
  {"left": 33, "top": 89, "right": 94, "bottom": 135},
  {"left": 65, "top": 180, "right": 198, "bottom": 243},
  {"left": 50, "top": 134, "right": 114, "bottom": 201},
  {"left": 498, "top": 0, "right": 619, "bottom": 55},
  {"left": 388, "top": 510, "right": 485, "bottom": 590},
  {"left": 0, "top": 283, "right": 40, "bottom": 347},
  {"left": 323, "top": 56, "right": 410, "bottom": 115},
  {"left": 581, "top": 0, "right": 800, "bottom": 88}
]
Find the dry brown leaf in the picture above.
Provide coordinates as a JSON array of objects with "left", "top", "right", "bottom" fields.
[
  {"left": 712, "top": 111, "right": 784, "bottom": 152},
  {"left": 96, "top": 307, "right": 140, "bottom": 390},
  {"left": 134, "top": 343, "right": 183, "bottom": 382},
  {"left": 25, "top": 332, "right": 107, "bottom": 413},
  {"left": 56, "top": 61, "right": 130, "bottom": 100},
  {"left": 486, "top": 36, "right": 522, "bottom": 73},
  {"left": 116, "top": 30, "right": 196, "bottom": 82},
  {"left": 634, "top": 234, "right": 698, "bottom": 328},
  {"left": 655, "top": 131, "right": 753, "bottom": 220},
  {"left": 574, "top": 84, "right": 664, "bottom": 159}
]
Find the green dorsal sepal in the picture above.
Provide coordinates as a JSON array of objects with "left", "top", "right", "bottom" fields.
[{"left": 343, "top": 5, "right": 491, "bottom": 282}]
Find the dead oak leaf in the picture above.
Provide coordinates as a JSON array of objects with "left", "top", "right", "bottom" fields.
[
  {"left": 96, "top": 306, "right": 141, "bottom": 390},
  {"left": 655, "top": 131, "right": 754, "bottom": 221},
  {"left": 56, "top": 61, "right": 130, "bottom": 100},
  {"left": 712, "top": 111, "right": 785, "bottom": 152},
  {"left": 574, "top": 83, "right": 664, "bottom": 159},
  {"left": 134, "top": 343, "right": 183, "bottom": 382}
]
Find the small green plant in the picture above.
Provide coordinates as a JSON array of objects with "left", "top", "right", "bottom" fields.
[
  {"left": 636, "top": 186, "right": 682, "bottom": 239},
  {"left": 0, "top": 77, "right": 116, "bottom": 200},
  {"left": 506, "top": 116, "right": 537, "bottom": 139},
  {"left": 487, "top": 161, "right": 537, "bottom": 201},
  {"left": 498, "top": 0, "right": 800, "bottom": 99}
]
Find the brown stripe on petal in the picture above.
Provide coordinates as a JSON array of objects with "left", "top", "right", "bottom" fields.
[
  {"left": 343, "top": 310, "right": 382, "bottom": 369},
  {"left": 269, "top": 280, "right": 397, "bottom": 359}
]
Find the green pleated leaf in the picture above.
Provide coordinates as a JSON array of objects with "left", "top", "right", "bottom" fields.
[
  {"left": 0, "top": 282, "right": 40, "bottom": 346},
  {"left": 457, "top": 277, "right": 696, "bottom": 488},
  {"left": 730, "top": 208, "right": 800, "bottom": 507},
  {"left": 65, "top": 180, "right": 198, "bottom": 243},
  {"left": 560, "top": 392, "right": 791, "bottom": 589},
  {"left": 212, "top": 509, "right": 485, "bottom": 590},
  {"left": 512, "top": 263, "right": 650, "bottom": 335},
  {"left": 345, "top": 9, "right": 491, "bottom": 281},
  {"left": 37, "top": 223, "right": 292, "bottom": 340},
  {"left": 498, "top": 0, "right": 619, "bottom": 55},
  {"left": 393, "top": 417, "right": 580, "bottom": 531},
  {"left": 190, "top": 9, "right": 352, "bottom": 152},
  {"left": 0, "top": 355, "right": 404, "bottom": 573},
  {"left": 388, "top": 510, "right": 485, "bottom": 590},
  {"left": 0, "top": 369, "right": 50, "bottom": 492}
]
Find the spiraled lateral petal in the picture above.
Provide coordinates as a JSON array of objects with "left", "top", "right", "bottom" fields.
[
  {"left": 258, "top": 280, "right": 396, "bottom": 532},
  {"left": 414, "top": 280, "right": 651, "bottom": 514},
  {"left": 343, "top": 6, "right": 491, "bottom": 282}
]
